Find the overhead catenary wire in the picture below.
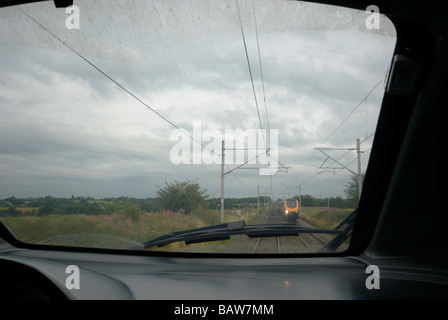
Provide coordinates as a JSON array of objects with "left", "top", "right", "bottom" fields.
[
  {"left": 307, "top": 156, "right": 357, "bottom": 191},
  {"left": 17, "top": 7, "right": 217, "bottom": 156},
  {"left": 235, "top": 0, "right": 265, "bottom": 140},
  {"left": 284, "top": 77, "right": 383, "bottom": 194},
  {"left": 323, "top": 80, "right": 383, "bottom": 142},
  {"left": 220, "top": 0, "right": 289, "bottom": 200},
  {"left": 287, "top": 80, "right": 384, "bottom": 192},
  {"left": 23, "top": 2, "right": 283, "bottom": 194},
  {"left": 251, "top": 0, "right": 270, "bottom": 145},
  {"left": 234, "top": 1, "right": 289, "bottom": 174},
  {"left": 317, "top": 132, "right": 375, "bottom": 171},
  {"left": 289, "top": 132, "right": 375, "bottom": 190}
]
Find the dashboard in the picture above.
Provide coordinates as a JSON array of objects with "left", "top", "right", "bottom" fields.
[{"left": 1, "top": 241, "right": 448, "bottom": 300}]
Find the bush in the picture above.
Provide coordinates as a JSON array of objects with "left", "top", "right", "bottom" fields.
[{"left": 156, "top": 180, "right": 208, "bottom": 214}]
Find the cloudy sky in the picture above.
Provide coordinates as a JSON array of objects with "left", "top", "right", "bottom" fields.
[{"left": 0, "top": 0, "right": 396, "bottom": 200}]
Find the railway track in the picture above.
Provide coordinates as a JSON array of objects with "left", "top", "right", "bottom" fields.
[
  {"left": 250, "top": 209, "right": 332, "bottom": 254},
  {"left": 295, "top": 218, "right": 333, "bottom": 252},
  {"left": 251, "top": 212, "right": 282, "bottom": 254},
  {"left": 220, "top": 207, "right": 347, "bottom": 254}
]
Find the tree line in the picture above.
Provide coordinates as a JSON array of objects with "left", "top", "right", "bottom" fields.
[
  {"left": 294, "top": 194, "right": 355, "bottom": 209},
  {"left": 0, "top": 195, "right": 257, "bottom": 218},
  {"left": 0, "top": 174, "right": 360, "bottom": 217},
  {"left": 0, "top": 193, "right": 353, "bottom": 218}
]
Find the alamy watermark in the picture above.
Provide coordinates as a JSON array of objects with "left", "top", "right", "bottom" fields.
[
  {"left": 365, "top": 5, "right": 380, "bottom": 30},
  {"left": 65, "top": 265, "right": 80, "bottom": 290},
  {"left": 170, "top": 121, "right": 279, "bottom": 176},
  {"left": 365, "top": 265, "right": 380, "bottom": 289},
  {"left": 65, "top": 5, "right": 80, "bottom": 30}
]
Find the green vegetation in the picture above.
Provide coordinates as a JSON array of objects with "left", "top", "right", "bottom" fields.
[
  {"left": 0, "top": 204, "right": 350, "bottom": 249},
  {"left": 0, "top": 180, "right": 263, "bottom": 249},
  {"left": 156, "top": 180, "right": 208, "bottom": 214},
  {"left": 300, "top": 207, "right": 354, "bottom": 229},
  {"left": 294, "top": 194, "right": 355, "bottom": 209},
  {"left": 0, "top": 179, "right": 357, "bottom": 249},
  {"left": 0, "top": 208, "right": 260, "bottom": 249}
]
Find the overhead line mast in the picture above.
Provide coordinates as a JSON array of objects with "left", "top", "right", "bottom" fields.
[{"left": 315, "top": 138, "right": 364, "bottom": 200}]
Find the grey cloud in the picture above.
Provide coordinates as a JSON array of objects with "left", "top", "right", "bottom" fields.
[{"left": 0, "top": 1, "right": 397, "bottom": 199}]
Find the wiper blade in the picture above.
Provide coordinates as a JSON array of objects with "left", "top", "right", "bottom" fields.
[
  {"left": 135, "top": 220, "right": 346, "bottom": 250},
  {"left": 318, "top": 208, "right": 357, "bottom": 253}
]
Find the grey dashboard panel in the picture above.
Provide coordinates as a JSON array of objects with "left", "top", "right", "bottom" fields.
[{"left": 1, "top": 246, "right": 448, "bottom": 300}]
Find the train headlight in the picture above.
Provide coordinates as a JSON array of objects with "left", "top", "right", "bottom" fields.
[{"left": 285, "top": 210, "right": 289, "bottom": 214}]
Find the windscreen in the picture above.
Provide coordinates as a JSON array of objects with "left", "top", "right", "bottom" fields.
[{"left": 0, "top": 0, "right": 396, "bottom": 254}]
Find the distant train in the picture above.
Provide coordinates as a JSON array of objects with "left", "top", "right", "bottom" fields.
[{"left": 283, "top": 198, "right": 300, "bottom": 222}]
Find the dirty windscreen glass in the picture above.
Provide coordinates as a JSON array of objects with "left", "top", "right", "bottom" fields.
[{"left": 0, "top": 0, "right": 396, "bottom": 253}]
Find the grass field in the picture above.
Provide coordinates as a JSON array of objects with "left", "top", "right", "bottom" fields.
[
  {"left": 0, "top": 204, "right": 351, "bottom": 250},
  {"left": 0, "top": 207, "right": 261, "bottom": 249},
  {"left": 300, "top": 207, "right": 354, "bottom": 229}
]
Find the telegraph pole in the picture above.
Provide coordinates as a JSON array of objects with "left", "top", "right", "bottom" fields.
[{"left": 221, "top": 140, "right": 225, "bottom": 223}]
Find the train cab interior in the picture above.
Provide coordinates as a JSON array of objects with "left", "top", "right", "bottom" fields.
[{"left": 0, "top": 0, "right": 447, "bottom": 303}]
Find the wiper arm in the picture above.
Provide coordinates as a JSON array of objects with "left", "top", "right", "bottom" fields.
[
  {"left": 134, "top": 220, "right": 346, "bottom": 250},
  {"left": 318, "top": 208, "right": 357, "bottom": 253}
]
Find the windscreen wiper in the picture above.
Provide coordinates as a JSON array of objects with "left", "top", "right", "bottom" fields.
[
  {"left": 318, "top": 208, "right": 357, "bottom": 253},
  {"left": 133, "top": 220, "right": 346, "bottom": 250}
]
